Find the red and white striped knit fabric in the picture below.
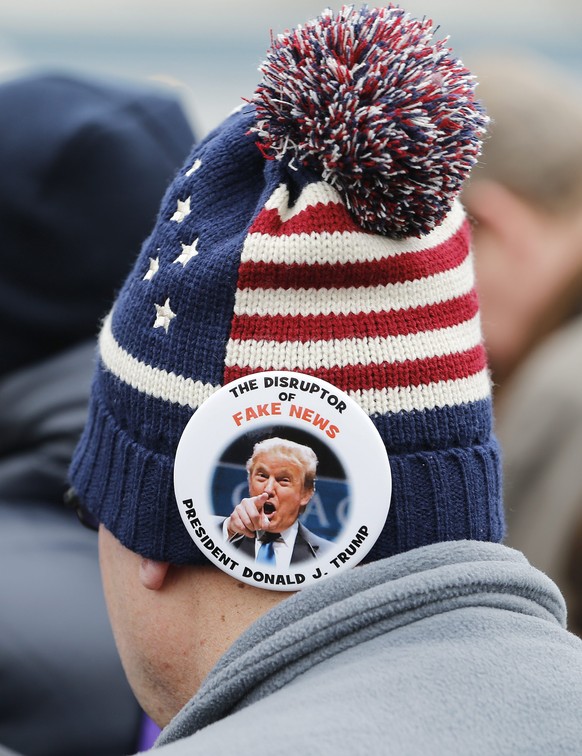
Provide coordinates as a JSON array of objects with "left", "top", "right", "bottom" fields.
[{"left": 225, "top": 181, "right": 489, "bottom": 419}]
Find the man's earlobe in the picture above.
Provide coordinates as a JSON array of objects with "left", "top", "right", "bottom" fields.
[{"left": 139, "top": 558, "right": 171, "bottom": 591}]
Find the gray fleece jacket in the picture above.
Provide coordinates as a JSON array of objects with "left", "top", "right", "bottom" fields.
[{"left": 151, "top": 541, "right": 582, "bottom": 755}]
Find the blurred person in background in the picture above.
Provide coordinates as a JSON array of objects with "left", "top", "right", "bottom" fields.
[
  {"left": 463, "top": 54, "right": 582, "bottom": 635},
  {"left": 0, "top": 72, "right": 194, "bottom": 755}
]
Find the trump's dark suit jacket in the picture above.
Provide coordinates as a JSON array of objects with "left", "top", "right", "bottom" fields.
[{"left": 226, "top": 522, "right": 330, "bottom": 565}]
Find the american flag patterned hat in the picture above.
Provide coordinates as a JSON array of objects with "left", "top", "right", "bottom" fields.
[{"left": 70, "top": 5, "right": 503, "bottom": 563}]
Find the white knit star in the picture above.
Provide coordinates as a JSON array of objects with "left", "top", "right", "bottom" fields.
[
  {"left": 173, "top": 239, "right": 199, "bottom": 266},
  {"left": 170, "top": 197, "right": 191, "bottom": 223},
  {"left": 185, "top": 158, "right": 202, "bottom": 177},
  {"left": 153, "top": 298, "right": 176, "bottom": 332},
  {"left": 143, "top": 256, "right": 159, "bottom": 281}
]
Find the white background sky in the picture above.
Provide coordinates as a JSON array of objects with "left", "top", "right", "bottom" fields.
[{"left": 0, "top": 1, "right": 579, "bottom": 135}]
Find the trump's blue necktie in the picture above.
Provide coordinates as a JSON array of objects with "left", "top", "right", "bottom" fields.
[{"left": 257, "top": 534, "right": 279, "bottom": 565}]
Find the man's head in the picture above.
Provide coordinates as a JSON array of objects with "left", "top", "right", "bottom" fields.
[
  {"left": 0, "top": 71, "right": 194, "bottom": 378},
  {"left": 69, "top": 5, "right": 502, "bottom": 725},
  {"left": 246, "top": 438, "right": 317, "bottom": 532},
  {"left": 463, "top": 54, "right": 582, "bottom": 385}
]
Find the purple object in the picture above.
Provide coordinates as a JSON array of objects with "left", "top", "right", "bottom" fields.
[{"left": 137, "top": 713, "right": 162, "bottom": 752}]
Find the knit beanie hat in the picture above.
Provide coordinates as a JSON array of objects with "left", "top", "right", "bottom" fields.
[
  {"left": 0, "top": 72, "right": 194, "bottom": 377},
  {"left": 70, "top": 5, "right": 503, "bottom": 566}
]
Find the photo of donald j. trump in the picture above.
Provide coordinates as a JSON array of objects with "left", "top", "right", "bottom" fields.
[{"left": 221, "top": 437, "right": 330, "bottom": 567}]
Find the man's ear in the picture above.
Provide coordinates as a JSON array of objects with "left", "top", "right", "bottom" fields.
[
  {"left": 139, "top": 558, "right": 171, "bottom": 591},
  {"left": 300, "top": 487, "right": 314, "bottom": 510}
]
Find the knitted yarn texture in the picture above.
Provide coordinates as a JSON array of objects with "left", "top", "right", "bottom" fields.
[{"left": 70, "top": 5, "right": 502, "bottom": 564}]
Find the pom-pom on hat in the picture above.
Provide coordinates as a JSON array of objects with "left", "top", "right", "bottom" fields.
[
  {"left": 70, "top": 4, "right": 503, "bottom": 565},
  {"left": 252, "top": 5, "right": 488, "bottom": 238}
]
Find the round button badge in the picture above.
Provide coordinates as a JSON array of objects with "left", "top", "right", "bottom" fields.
[{"left": 174, "top": 371, "right": 391, "bottom": 590}]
